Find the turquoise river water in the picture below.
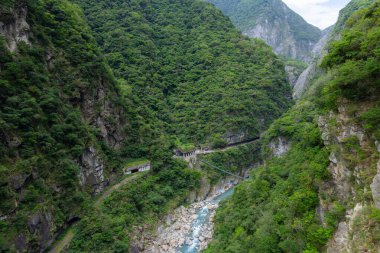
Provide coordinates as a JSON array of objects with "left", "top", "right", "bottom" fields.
[{"left": 177, "top": 188, "right": 234, "bottom": 253}]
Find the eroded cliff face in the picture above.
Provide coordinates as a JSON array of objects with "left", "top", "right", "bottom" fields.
[
  {"left": 244, "top": 19, "right": 316, "bottom": 63},
  {"left": 269, "top": 136, "right": 291, "bottom": 157},
  {"left": 79, "top": 147, "right": 106, "bottom": 194},
  {"left": 81, "top": 83, "right": 126, "bottom": 149},
  {"left": 293, "top": 27, "right": 332, "bottom": 99},
  {"left": 0, "top": 1, "right": 30, "bottom": 52},
  {"left": 285, "top": 65, "right": 304, "bottom": 86},
  {"left": 207, "top": 0, "right": 322, "bottom": 63},
  {"left": 318, "top": 103, "right": 380, "bottom": 252}
]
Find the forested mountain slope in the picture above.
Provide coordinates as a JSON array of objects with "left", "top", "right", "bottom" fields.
[
  {"left": 207, "top": 0, "right": 322, "bottom": 62},
  {"left": 0, "top": 0, "right": 292, "bottom": 252},
  {"left": 293, "top": 0, "right": 375, "bottom": 99},
  {"left": 206, "top": 1, "right": 380, "bottom": 252},
  {"left": 0, "top": 0, "right": 131, "bottom": 251},
  {"left": 74, "top": 0, "right": 292, "bottom": 148}
]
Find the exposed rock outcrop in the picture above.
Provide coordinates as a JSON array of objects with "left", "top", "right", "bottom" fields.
[
  {"left": 319, "top": 103, "right": 380, "bottom": 251},
  {"left": 244, "top": 20, "right": 316, "bottom": 63},
  {"left": 223, "top": 130, "right": 248, "bottom": 145},
  {"left": 208, "top": 0, "right": 322, "bottom": 62},
  {"left": 79, "top": 147, "right": 106, "bottom": 194},
  {"left": 285, "top": 65, "right": 304, "bottom": 86},
  {"left": 318, "top": 105, "right": 369, "bottom": 201},
  {"left": 81, "top": 85, "right": 125, "bottom": 149},
  {"left": 293, "top": 27, "right": 332, "bottom": 99},
  {"left": 21, "top": 211, "right": 55, "bottom": 252},
  {"left": 269, "top": 136, "right": 291, "bottom": 157},
  {"left": 0, "top": 1, "right": 30, "bottom": 52},
  {"left": 370, "top": 164, "right": 380, "bottom": 209},
  {"left": 327, "top": 203, "right": 363, "bottom": 253}
]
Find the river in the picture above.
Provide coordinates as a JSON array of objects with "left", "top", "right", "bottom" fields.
[{"left": 177, "top": 188, "right": 234, "bottom": 253}]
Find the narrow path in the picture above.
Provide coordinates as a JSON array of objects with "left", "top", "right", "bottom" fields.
[
  {"left": 48, "top": 229, "right": 74, "bottom": 253},
  {"left": 49, "top": 139, "right": 258, "bottom": 252},
  {"left": 48, "top": 173, "right": 141, "bottom": 253},
  {"left": 95, "top": 173, "right": 139, "bottom": 207}
]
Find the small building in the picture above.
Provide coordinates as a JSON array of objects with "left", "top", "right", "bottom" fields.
[
  {"left": 124, "top": 159, "right": 151, "bottom": 175},
  {"left": 174, "top": 149, "right": 196, "bottom": 158}
]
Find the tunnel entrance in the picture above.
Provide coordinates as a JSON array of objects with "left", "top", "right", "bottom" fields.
[{"left": 131, "top": 168, "right": 139, "bottom": 174}]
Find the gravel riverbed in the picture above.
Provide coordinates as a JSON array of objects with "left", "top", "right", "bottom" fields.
[{"left": 143, "top": 187, "right": 234, "bottom": 253}]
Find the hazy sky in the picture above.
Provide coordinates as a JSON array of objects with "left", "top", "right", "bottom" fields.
[{"left": 282, "top": 0, "right": 351, "bottom": 29}]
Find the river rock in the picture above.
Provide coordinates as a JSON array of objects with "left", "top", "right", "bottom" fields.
[
  {"left": 162, "top": 244, "right": 169, "bottom": 251},
  {"left": 142, "top": 186, "right": 235, "bottom": 253}
]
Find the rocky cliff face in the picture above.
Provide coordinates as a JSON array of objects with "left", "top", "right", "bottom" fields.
[
  {"left": 208, "top": 0, "right": 322, "bottom": 62},
  {"left": 318, "top": 103, "right": 380, "bottom": 252},
  {"left": 79, "top": 147, "right": 106, "bottom": 194},
  {"left": 269, "top": 136, "right": 291, "bottom": 157},
  {"left": 243, "top": 17, "right": 317, "bottom": 62},
  {"left": 293, "top": 27, "right": 332, "bottom": 99},
  {"left": 0, "top": 1, "right": 30, "bottom": 52},
  {"left": 285, "top": 64, "right": 304, "bottom": 86},
  {"left": 81, "top": 83, "right": 126, "bottom": 149}
]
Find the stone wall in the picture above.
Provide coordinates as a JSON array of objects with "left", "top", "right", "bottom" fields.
[
  {"left": 318, "top": 103, "right": 380, "bottom": 252},
  {"left": 124, "top": 162, "right": 151, "bottom": 175}
]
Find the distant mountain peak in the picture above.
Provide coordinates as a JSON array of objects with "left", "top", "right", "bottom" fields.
[{"left": 207, "top": 0, "right": 322, "bottom": 62}]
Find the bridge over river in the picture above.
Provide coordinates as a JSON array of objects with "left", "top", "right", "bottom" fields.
[{"left": 175, "top": 137, "right": 259, "bottom": 159}]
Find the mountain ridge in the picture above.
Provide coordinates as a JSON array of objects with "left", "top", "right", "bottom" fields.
[{"left": 207, "top": 0, "right": 322, "bottom": 62}]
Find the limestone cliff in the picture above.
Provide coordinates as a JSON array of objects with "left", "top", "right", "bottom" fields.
[
  {"left": 207, "top": 0, "right": 322, "bottom": 62},
  {"left": 319, "top": 103, "right": 380, "bottom": 252},
  {"left": 293, "top": 27, "right": 332, "bottom": 99},
  {"left": 0, "top": 1, "right": 30, "bottom": 52}
]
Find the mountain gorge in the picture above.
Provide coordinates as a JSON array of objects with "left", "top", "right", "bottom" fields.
[
  {"left": 0, "top": 0, "right": 379, "bottom": 252},
  {"left": 0, "top": 0, "right": 290, "bottom": 252},
  {"left": 206, "top": 1, "right": 380, "bottom": 252}
]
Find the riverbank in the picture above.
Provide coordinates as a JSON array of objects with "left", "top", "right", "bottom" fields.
[{"left": 143, "top": 185, "right": 235, "bottom": 253}]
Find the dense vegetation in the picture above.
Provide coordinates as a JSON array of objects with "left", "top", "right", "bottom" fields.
[
  {"left": 65, "top": 0, "right": 293, "bottom": 250},
  {"left": 207, "top": 1, "right": 380, "bottom": 252},
  {"left": 206, "top": 101, "right": 333, "bottom": 253},
  {"left": 74, "top": 0, "right": 292, "bottom": 147},
  {"left": 68, "top": 159, "right": 200, "bottom": 252},
  {"left": 6, "top": 0, "right": 379, "bottom": 251},
  {"left": 0, "top": 0, "right": 127, "bottom": 250},
  {"left": 0, "top": 0, "right": 293, "bottom": 251},
  {"left": 333, "top": 0, "right": 374, "bottom": 32},
  {"left": 322, "top": 0, "right": 380, "bottom": 103}
]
